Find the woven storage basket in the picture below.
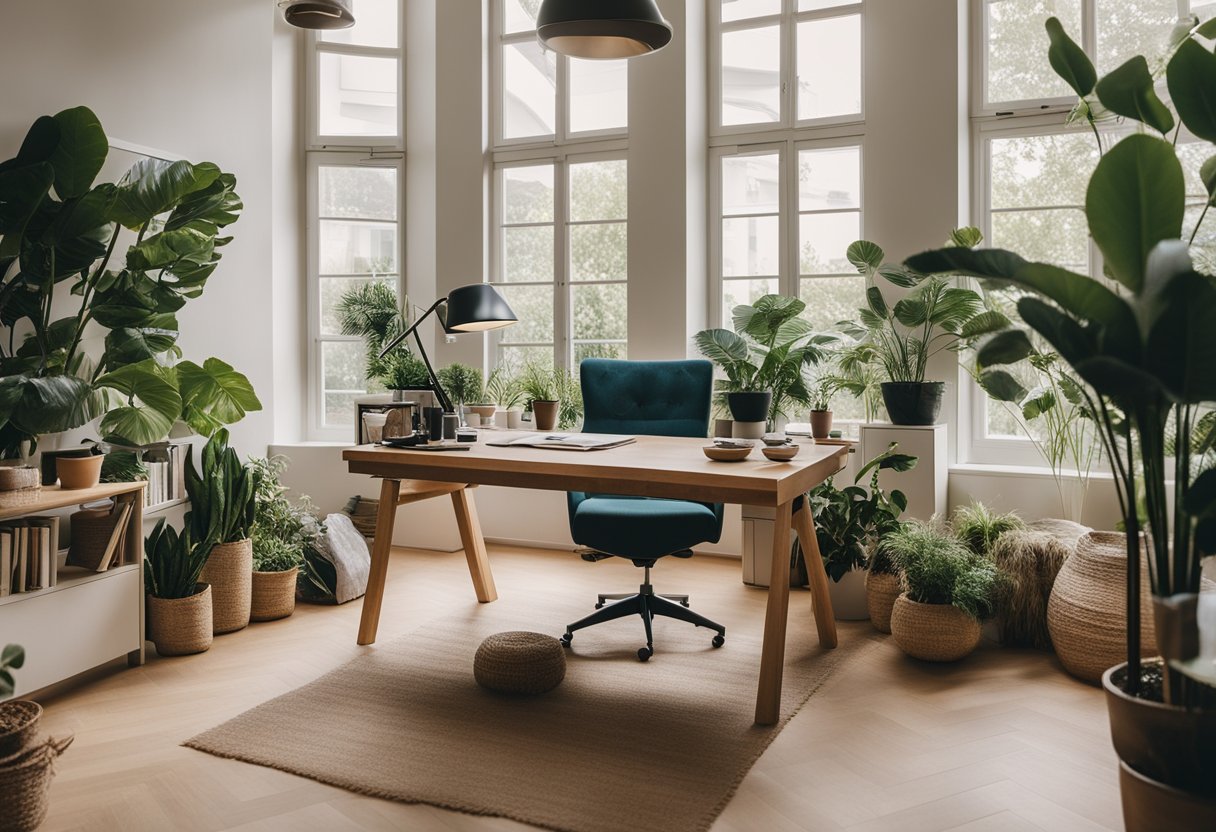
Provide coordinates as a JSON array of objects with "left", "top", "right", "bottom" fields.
[
  {"left": 146, "top": 584, "right": 213, "bottom": 656},
  {"left": 890, "top": 594, "right": 982, "bottom": 662},
  {"left": 473, "top": 631, "right": 566, "bottom": 695},
  {"left": 250, "top": 567, "right": 299, "bottom": 622},
  {"left": 66, "top": 507, "right": 122, "bottom": 570},
  {"left": 1048, "top": 530, "right": 1156, "bottom": 684},
  {"left": 0, "top": 466, "right": 39, "bottom": 492},
  {"left": 0, "top": 702, "right": 41, "bottom": 758},
  {"left": 866, "top": 571, "right": 901, "bottom": 634},
  {"left": 0, "top": 735, "right": 73, "bottom": 832},
  {"left": 200, "top": 539, "right": 253, "bottom": 634}
]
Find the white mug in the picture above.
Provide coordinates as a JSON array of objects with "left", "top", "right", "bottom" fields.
[{"left": 493, "top": 410, "right": 509, "bottom": 428}]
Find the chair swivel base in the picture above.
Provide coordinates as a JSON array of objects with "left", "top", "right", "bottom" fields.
[{"left": 560, "top": 580, "right": 726, "bottom": 662}]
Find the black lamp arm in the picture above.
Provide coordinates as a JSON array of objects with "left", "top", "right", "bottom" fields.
[{"left": 376, "top": 296, "right": 454, "bottom": 413}]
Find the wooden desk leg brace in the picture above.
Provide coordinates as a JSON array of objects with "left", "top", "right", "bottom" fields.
[
  {"left": 357, "top": 478, "right": 499, "bottom": 646},
  {"left": 754, "top": 497, "right": 839, "bottom": 725}
]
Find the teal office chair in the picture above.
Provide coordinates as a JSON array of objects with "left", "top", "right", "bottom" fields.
[{"left": 559, "top": 359, "right": 727, "bottom": 661}]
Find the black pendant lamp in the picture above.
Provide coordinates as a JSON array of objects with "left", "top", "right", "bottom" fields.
[
  {"left": 279, "top": 0, "right": 355, "bottom": 31},
  {"left": 536, "top": 0, "right": 673, "bottom": 59}
]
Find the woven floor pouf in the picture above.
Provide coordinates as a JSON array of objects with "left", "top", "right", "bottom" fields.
[{"left": 474, "top": 631, "right": 566, "bottom": 695}]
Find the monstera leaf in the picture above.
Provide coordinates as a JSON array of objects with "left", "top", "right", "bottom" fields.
[
  {"left": 94, "top": 360, "right": 182, "bottom": 445},
  {"left": 47, "top": 106, "right": 108, "bottom": 200},
  {"left": 109, "top": 159, "right": 221, "bottom": 230},
  {"left": 0, "top": 373, "right": 97, "bottom": 436},
  {"left": 178, "top": 358, "right": 262, "bottom": 437}
]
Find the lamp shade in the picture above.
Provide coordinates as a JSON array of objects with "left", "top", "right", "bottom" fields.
[
  {"left": 536, "top": 0, "right": 672, "bottom": 59},
  {"left": 444, "top": 284, "right": 518, "bottom": 333},
  {"left": 280, "top": 0, "right": 355, "bottom": 30}
]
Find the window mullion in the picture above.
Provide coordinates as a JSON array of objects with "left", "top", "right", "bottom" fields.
[{"left": 556, "top": 159, "right": 571, "bottom": 370}]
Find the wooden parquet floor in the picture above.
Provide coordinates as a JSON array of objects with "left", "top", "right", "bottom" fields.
[{"left": 33, "top": 546, "right": 1123, "bottom": 831}]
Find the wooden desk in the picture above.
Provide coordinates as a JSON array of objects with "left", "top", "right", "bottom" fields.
[{"left": 343, "top": 436, "right": 848, "bottom": 725}]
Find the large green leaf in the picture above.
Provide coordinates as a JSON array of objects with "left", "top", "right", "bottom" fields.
[
  {"left": 8, "top": 374, "right": 97, "bottom": 435},
  {"left": 949, "top": 226, "right": 983, "bottom": 248},
  {"left": 1046, "top": 17, "right": 1097, "bottom": 98},
  {"left": 0, "top": 115, "right": 58, "bottom": 175},
  {"left": 1085, "top": 134, "right": 1185, "bottom": 294},
  {"left": 48, "top": 106, "right": 108, "bottom": 200},
  {"left": 1095, "top": 56, "right": 1174, "bottom": 135},
  {"left": 977, "top": 329, "right": 1034, "bottom": 367},
  {"left": 1167, "top": 39, "right": 1216, "bottom": 143},
  {"left": 978, "top": 369, "right": 1029, "bottom": 403},
  {"left": 1144, "top": 270, "right": 1216, "bottom": 402},
  {"left": 847, "top": 240, "right": 883, "bottom": 274},
  {"left": 102, "top": 314, "right": 180, "bottom": 368},
  {"left": 95, "top": 360, "right": 182, "bottom": 445},
  {"left": 45, "top": 184, "right": 116, "bottom": 246},
  {"left": 178, "top": 358, "right": 262, "bottom": 435},
  {"left": 1016, "top": 297, "right": 1095, "bottom": 370},
  {"left": 0, "top": 162, "right": 54, "bottom": 240},
  {"left": 866, "top": 285, "right": 888, "bottom": 318},
  {"left": 960, "top": 310, "right": 1012, "bottom": 339},
  {"left": 109, "top": 159, "right": 221, "bottom": 230},
  {"left": 694, "top": 328, "right": 750, "bottom": 367},
  {"left": 125, "top": 227, "right": 214, "bottom": 271},
  {"left": 165, "top": 171, "right": 242, "bottom": 232},
  {"left": 1201, "top": 156, "right": 1216, "bottom": 206}
]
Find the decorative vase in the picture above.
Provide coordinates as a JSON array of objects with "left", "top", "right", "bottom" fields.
[
  {"left": 828, "top": 567, "right": 870, "bottom": 620},
  {"left": 1047, "top": 531, "right": 1155, "bottom": 684},
  {"left": 54, "top": 455, "right": 102, "bottom": 489},
  {"left": 866, "top": 571, "right": 901, "bottom": 633},
  {"left": 809, "top": 410, "right": 833, "bottom": 439},
  {"left": 199, "top": 539, "right": 253, "bottom": 634},
  {"left": 726, "top": 391, "right": 771, "bottom": 423},
  {"left": 507, "top": 409, "right": 524, "bottom": 429},
  {"left": 250, "top": 567, "right": 299, "bottom": 622},
  {"left": 146, "top": 584, "right": 213, "bottom": 656},
  {"left": 532, "top": 400, "right": 560, "bottom": 431},
  {"left": 1116, "top": 760, "right": 1216, "bottom": 832},
  {"left": 890, "top": 594, "right": 981, "bottom": 661},
  {"left": 880, "top": 381, "right": 945, "bottom": 426}
]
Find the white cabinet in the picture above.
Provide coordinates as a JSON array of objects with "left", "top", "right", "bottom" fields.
[{"left": 858, "top": 423, "right": 947, "bottom": 521}]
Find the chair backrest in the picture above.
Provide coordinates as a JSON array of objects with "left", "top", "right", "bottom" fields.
[{"left": 579, "top": 359, "right": 712, "bottom": 438}]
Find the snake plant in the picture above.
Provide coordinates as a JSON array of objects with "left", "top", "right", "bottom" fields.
[
  {"left": 143, "top": 520, "right": 212, "bottom": 600},
  {"left": 185, "top": 429, "right": 257, "bottom": 546}
]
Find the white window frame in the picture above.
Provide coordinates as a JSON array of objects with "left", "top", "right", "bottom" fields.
[{"left": 710, "top": 0, "right": 865, "bottom": 138}]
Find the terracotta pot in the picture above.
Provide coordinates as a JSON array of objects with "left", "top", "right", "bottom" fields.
[
  {"left": 1048, "top": 531, "right": 1156, "bottom": 684},
  {"left": 55, "top": 454, "right": 102, "bottom": 489},
  {"left": 251, "top": 567, "right": 299, "bottom": 622},
  {"left": 199, "top": 539, "right": 253, "bottom": 634},
  {"left": 1117, "top": 760, "right": 1216, "bottom": 832},
  {"left": 828, "top": 567, "right": 870, "bottom": 620},
  {"left": 532, "top": 400, "right": 560, "bottom": 431},
  {"left": 809, "top": 410, "right": 833, "bottom": 439},
  {"left": 866, "top": 571, "right": 901, "bottom": 633},
  {"left": 890, "top": 594, "right": 981, "bottom": 662},
  {"left": 146, "top": 584, "right": 213, "bottom": 656}
]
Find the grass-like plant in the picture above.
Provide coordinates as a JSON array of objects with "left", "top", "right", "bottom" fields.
[
  {"left": 953, "top": 501, "right": 1025, "bottom": 556},
  {"left": 519, "top": 361, "right": 558, "bottom": 402},
  {"left": 485, "top": 366, "right": 524, "bottom": 409},
  {"left": 143, "top": 520, "right": 213, "bottom": 599},
  {"left": 185, "top": 429, "right": 257, "bottom": 546},
  {"left": 990, "top": 530, "right": 1071, "bottom": 649},
  {"left": 881, "top": 521, "right": 1002, "bottom": 620}
]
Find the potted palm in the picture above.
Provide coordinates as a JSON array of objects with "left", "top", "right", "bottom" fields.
[
  {"left": 908, "top": 15, "right": 1216, "bottom": 825},
  {"left": 337, "top": 282, "right": 431, "bottom": 400},
  {"left": 143, "top": 521, "right": 215, "bottom": 656},
  {"left": 695, "top": 295, "right": 836, "bottom": 428},
  {"left": 437, "top": 363, "right": 484, "bottom": 426},
  {"left": 520, "top": 362, "right": 561, "bottom": 431}
]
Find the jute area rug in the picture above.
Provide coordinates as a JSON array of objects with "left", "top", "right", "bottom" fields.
[{"left": 187, "top": 596, "right": 877, "bottom": 832}]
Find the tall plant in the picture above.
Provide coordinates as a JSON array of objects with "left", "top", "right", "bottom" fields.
[
  {"left": 908, "top": 16, "right": 1216, "bottom": 700},
  {"left": 185, "top": 429, "right": 257, "bottom": 546},
  {"left": 336, "top": 282, "right": 428, "bottom": 391},
  {"left": 0, "top": 106, "right": 261, "bottom": 457}
]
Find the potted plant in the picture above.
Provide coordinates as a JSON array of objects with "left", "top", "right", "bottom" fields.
[
  {"left": 248, "top": 455, "right": 321, "bottom": 620},
  {"left": 808, "top": 374, "right": 839, "bottom": 439},
  {"left": 143, "top": 520, "right": 214, "bottom": 656},
  {"left": 250, "top": 537, "right": 303, "bottom": 622},
  {"left": 337, "top": 282, "right": 430, "bottom": 400},
  {"left": 882, "top": 522, "right": 1001, "bottom": 662},
  {"left": 555, "top": 367, "right": 583, "bottom": 430},
  {"left": 0, "top": 106, "right": 261, "bottom": 463},
  {"left": 189, "top": 430, "right": 258, "bottom": 635},
  {"left": 53, "top": 441, "right": 105, "bottom": 490},
  {"left": 865, "top": 541, "right": 901, "bottom": 634},
  {"left": 437, "top": 363, "right": 484, "bottom": 425},
  {"left": 800, "top": 443, "right": 916, "bottom": 619},
  {"left": 484, "top": 366, "right": 525, "bottom": 428},
  {"left": 520, "top": 361, "right": 561, "bottom": 431},
  {"left": 839, "top": 232, "right": 986, "bottom": 425},
  {"left": 907, "top": 16, "right": 1216, "bottom": 824},
  {"left": 695, "top": 295, "right": 836, "bottom": 428},
  {"left": 952, "top": 502, "right": 1024, "bottom": 556}
]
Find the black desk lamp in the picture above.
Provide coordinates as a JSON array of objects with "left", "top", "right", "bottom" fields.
[{"left": 377, "top": 283, "right": 517, "bottom": 413}]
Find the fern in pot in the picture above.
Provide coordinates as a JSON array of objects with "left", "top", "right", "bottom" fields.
[
  {"left": 248, "top": 456, "right": 317, "bottom": 622},
  {"left": 143, "top": 521, "right": 215, "bottom": 656}
]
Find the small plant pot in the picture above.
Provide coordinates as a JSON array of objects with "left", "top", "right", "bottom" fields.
[
  {"left": 890, "top": 594, "right": 981, "bottom": 661},
  {"left": 55, "top": 454, "right": 103, "bottom": 489},
  {"left": 532, "top": 400, "right": 560, "bottom": 431},
  {"left": 828, "top": 567, "right": 870, "bottom": 620},
  {"left": 865, "top": 571, "right": 901, "bottom": 633},
  {"left": 507, "top": 410, "right": 525, "bottom": 429},
  {"left": 880, "top": 381, "right": 944, "bottom": 426},
  {"left": 251, "top": 567, "right": 300, "bottom": 622},
  {"left": 0, "top": 734, "right": 73, "bottom": 832},
  {"left": 809, "top": 410, "right": 833, "bottom": 439},
  {"left": 200, "top": 539, "right": 253, "bottom": 634},
  {"left": 468, "top": 404, "right": 497, "bottom": 422},
  {"left": 726, "top": 391, "right": 772, "bottom": 423},
  {"left": 0, "top": 701, "right": 42, "bottom": 757},
  {"left": 146, "top": 584, "right": 214, "bottom": 656}
]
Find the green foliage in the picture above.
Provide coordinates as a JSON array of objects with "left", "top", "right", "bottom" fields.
[
  {"left": 0, "top": 106, "right": 259, "bottom": 457},
  {"left": 879, "top": 522, "right": 1001, "bottom": 620},
  {"left": 990, "top": 530, "right": 1071, "bottom": 649},
  {"left": 100, "top": 449, "right": 148, "bottom": 484},
  {"left": 437, "top": 363, "right": 483, "bottom": 407},
  {"left": 248, "top": 454, "right": 323, "bottom": 573},
  {"left": 143, "top": 519, "right": 212, "bottom": 600},
  {"left": 517, "top": 362, "right": 582, "bottom": 429},
  {"left": 520, "top": 360, "right": 558, "bottom": 402},
  {"left": 694, "top": 294, "right": 837, "bottom": 424},
  {"left": 953, "top": 502, "right": 1026, "bottom": 556},
  {"left": 185, "top": 429, "right": 257, "bottom": 546},
  {"left": 336, "top": 282, "right": 429, "bottom": 390},
  {"left": 1, "top": 644, "right": 24, "bottom": 698},
  {"left": 253, "top": 535, "right": 303, "bottom": 573},
  {"left": 485, "top": 366, "right": 524, "bottom": 409}
]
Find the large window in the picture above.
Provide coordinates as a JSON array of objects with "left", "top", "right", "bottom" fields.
[{"left": 306, "top": 0, "right": 404, "bottom": 438}]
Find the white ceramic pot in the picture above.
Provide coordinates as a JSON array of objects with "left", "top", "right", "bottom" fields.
[
  {"left": 828, "top": 567, "right": 871, "bottom": 620},
  {"left": 507, "top": 410, "right": 524, "bottom": 429}
]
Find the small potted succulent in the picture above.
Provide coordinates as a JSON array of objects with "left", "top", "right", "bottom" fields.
[{"left": 143, "top": 521, "right": 215, "bottom": 656}]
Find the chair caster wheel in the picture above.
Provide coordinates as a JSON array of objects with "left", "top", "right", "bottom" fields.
[
  {"left": 681, "top": 600, "right": 690, "bottom": 607},
  {"left": 560, "top": 633, "right": 573, "bottom": 648},
  {"left": 712, "top": 635, "right": 725, "bottom": 648},
  {"left": 594, "top": 602, "right": 604, "bottom": 609},
  {"left": 637, "top": 646, "right": 652, "bottom": 662}
]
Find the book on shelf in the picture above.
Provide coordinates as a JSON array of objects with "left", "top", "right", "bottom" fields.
[
  {"left": 0, "top": 514, "right": 60, "bottom": 595},
  {"left": 105, "top": 440, "right": 186, "bottom": 508},
  {"left": 1, "top": 528, "right": 10, "bottom": 596}
]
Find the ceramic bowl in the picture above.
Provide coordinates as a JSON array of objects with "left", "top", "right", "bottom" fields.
[
  {"left": 703, "top": 445, "right": 752, "bottom": 462},
  {"left": 761, "top": 444, "right": 801, "bottom": 462}
]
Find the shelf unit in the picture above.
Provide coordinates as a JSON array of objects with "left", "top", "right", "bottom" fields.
[{"left": 1, "top": 481, "right": 146, "bottom": 699}]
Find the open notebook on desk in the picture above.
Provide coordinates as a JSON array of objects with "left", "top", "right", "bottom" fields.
[{"left": 486, "top": 433, "right": 636, "bottom": 451}]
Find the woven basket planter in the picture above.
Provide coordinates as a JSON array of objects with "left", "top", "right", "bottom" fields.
[
  {"left": 200, "top": 538, "right": 253, "bottom": 634},
  {"left": 1048, "top": 531, "right": 1156, "bottom": 684},
  {"left": 474, "top": 631, "right": 566, "bottom": 695},
  {"left": 890, "top": 594, "right": 982, "bottom": 662},
  {"left": 866, "top": 571, "right": 901, "bottom": 634},
  {"left": 0, "top": 735, "right": 73, "bottom": 832},
  {"left": 0, "top": 701, "right": 41, "bottom": 758},
  {"left": 250, "top": 567, "right": 299, "bottom": 622},
  {"left": 146, "top": 584, "right": 213, "bottom": 657}
]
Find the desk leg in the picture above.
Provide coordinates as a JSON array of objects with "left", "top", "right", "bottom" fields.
[
  {"left": 451, "top": 488, "right": 498, "bottom": 603},
  {"left": 793, "top": 499, "right": 838, "bottom": 649},
  {"left": 755, "top": 499, "right": 794, "bottom": 726},
  {"left": 358, "top": 478, "right": 402, "bottom": 646}
]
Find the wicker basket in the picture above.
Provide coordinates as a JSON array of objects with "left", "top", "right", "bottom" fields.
[
  {"left": 0, "top": 701, "right": 41, "bottom": 758},
  {"left": 866, "top": 571, "right": 901, "bottom": 634},
  {"left": 250, "top": 567, "right": 299, "bottom": 622},
  {"left": 66, "top": 507, "right": 123, "bottom": 570},
  {"left": 146, "top": 584, "right": 214, "bottom": 656},
  {"left": 890, "top": 594, "right": 982, "bottom": 662},
  {"left": 0, "top": 466, "right": 39, "bottom": 492},
  {"left": 0, "top": 735, "right": 73, "bottom": 832},
  {"left": 200, "top": 539, "right": 253, "bottom": 634},
  {"left": 1048, "top": 530, "right": 1156, "bottom": 684},
  {"left": 473, "top": 631, "right": 566, "bottom": 695}
]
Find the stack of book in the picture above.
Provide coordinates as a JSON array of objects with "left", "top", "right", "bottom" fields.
[
  {"left": 107, "top": 441, "right": 187, "bottom": 508},
  {"left": 0, "top": 516, "right": 60, "bottom": 596}
]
